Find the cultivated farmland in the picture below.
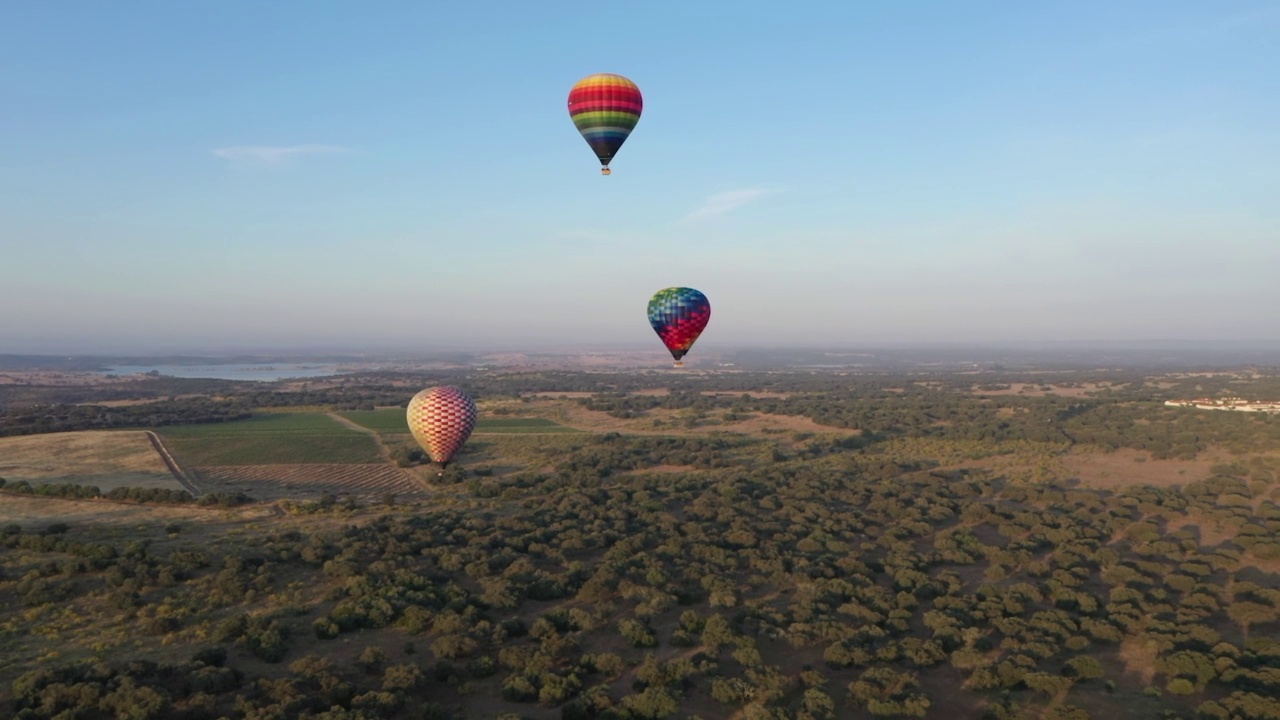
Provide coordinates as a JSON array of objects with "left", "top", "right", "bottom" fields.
[
  {"left": 151, "top": 412, "right": 427, "bottom": 501},
  {"left": 191, "top": 464, "right": 429, "bottom": 502},
  {"left": 159, "top": 413, "right": 383, "bottom": 465},
  {"left": 340, "top": 408, "right": 579, "bottom": 434}
]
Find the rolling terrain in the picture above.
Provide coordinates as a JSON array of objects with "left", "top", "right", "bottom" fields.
[{"left": 1, "top": 366, "right": 1278, "bottom": 719}]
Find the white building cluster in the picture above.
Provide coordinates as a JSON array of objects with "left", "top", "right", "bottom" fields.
[{"left": 1164, "top": 396, "right": 1280, "bottom": 413}]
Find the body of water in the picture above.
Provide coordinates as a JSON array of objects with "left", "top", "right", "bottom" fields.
[{"left": 103, "top": 364, "right": 343, "bottom": 382}]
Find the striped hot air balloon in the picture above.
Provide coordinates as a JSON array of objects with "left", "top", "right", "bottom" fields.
[
  {"left": 647, "top": 287, "right": 711, "bottom": 367},
  {"left": 567, "top": 73, "right": 642, "bottom": 175},
  {"left": 406, "top": 386, "right": 477, "bottom": 473}
]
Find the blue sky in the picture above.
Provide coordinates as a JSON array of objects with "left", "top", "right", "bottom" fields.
[{"left": 2, "top": 1, "right": 1277, "bottom": 354}]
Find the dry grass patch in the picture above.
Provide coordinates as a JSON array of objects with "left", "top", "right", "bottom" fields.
[
  {"left": 0, "top": 430, "right": 180, "bottom": 491},
  {"left": 1164, "top": 514, "right": 1239, "bottom": 547},
  {"left": 1062, "top": 449, "right": 1217, "bottom": 489},
  {"left": 1118, "top": 636, "right": 1160, "bottom": 686},
  {"left": 621, "top": 464, "right": 698, "bottom": 475},
  {"left": 0, "top": 430, "right": 169, "bottom": 476},
  {"left": 967, "top": 382, "right": 1113, "bottom": 398},
  {"left": 525, "top": 400, "right": 674, "bottom": 434},
  {"left": 525, "top": 389, "right": 792, "bottom": 400},
  {"left": 525, "top": 399, "right": 852, "bottom": 439},
  {"left": 0, "top": 493, "right": 275, "bottom": 529},
  {"left": 712, "top": 412, "right": 855, "bottom": 437},
  {"left": 1243, "top": 552, "right": 1280, "bottom": 574}
]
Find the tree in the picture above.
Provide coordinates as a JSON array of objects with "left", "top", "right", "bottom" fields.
[
  {"left": 1063, "top": 656, "right": 1104, "bottom": 681},
  {"left": 799, "top": 688, "right": 837, "bottom": 720},
  {"left": 621, "top": 687, "right": 679, "bottom": 718},
  {"left": 620, "top": 618, "right": 658, "bottom": 648},
  {"left": 356, "top": 647, "right": 386, "bottom": 674},
  {"left": 381, "top": 664, "right": 423, "bottom": 692},
  {"left": 1227, "top": 602, "right": 1277, "bottom": 642},
  {"left": 98, "top": 677, "right": 169, "bottom": 720}
]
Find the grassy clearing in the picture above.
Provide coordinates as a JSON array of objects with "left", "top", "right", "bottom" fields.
[
  {"left": 379, "top": 433, "right": 591, "bottom": 476},
  {"left": 160, "top": 413, "right": 346, "bottom": 437},
  {"left": 464, "top": 434, "right": 591, "bottom": 469},
  {"left": 166, "top": 436, "right": 382, "bottom": 465},
  {"left": 337, "top": 409, "right": 410, "bottom": 432},
  {"left": 1062, "top": 447, "right": 1221, "bottom": 489},
  {"left": 0, "top": 493, "right": 274, "bottom": 529},
  {"left": 159, "top": 413, "right": 382, "bottom": 465},
  {"left": 0, "top": 431, "right": 182, "bottom": 491},
  {"left": 0, "top": 431, "right": 169, "bottom": 476},
  {"left": 340, "top": 408, "right": 579, "bottom": 434},
  {"left": 477, "top": 418, "right": 580, "bottom": 433}
]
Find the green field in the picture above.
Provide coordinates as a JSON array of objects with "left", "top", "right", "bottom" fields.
[
  {"left": 159, "top": 413, "right": 383, "bottom": 465},
  {"left": 160, "top": 413, "right": 348, "bottom": 437},
  {"left": 340, "top": 409, "right": 579, "bottom": 434}
]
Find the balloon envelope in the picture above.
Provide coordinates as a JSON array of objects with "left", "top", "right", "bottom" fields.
[
  {"left": 647, "top": 287, "right": 711, "bottom": 362},
  {"left": 406, "top": 386, "right": 477, "bottom": 468},
  {"left": 568, "top": 73, "right": 642, "bottom": 172}
]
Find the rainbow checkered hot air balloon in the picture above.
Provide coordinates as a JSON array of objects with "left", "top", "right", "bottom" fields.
[
  {"left": 647, "top": 287, "right": 711, "bottom": 367},
  {"left": 406, "top": 386, "right": 477, "bottom": 473},
  {"left": 568, "top": 73, "right": 642, "bottom": 175}
]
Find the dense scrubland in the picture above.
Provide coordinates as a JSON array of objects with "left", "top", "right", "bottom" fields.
[{"left": 1, "top": 366, "right": 1279, "bottom": 719}]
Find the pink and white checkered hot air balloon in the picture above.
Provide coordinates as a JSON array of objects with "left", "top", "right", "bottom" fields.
[{"left": 406, "top": 386, "right": 478, "bottom": 474}]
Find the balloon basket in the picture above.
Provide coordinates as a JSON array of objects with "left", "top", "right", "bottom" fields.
[
  {"left": 601, "top": 167, "right": 611, "bottom": 176},
  {"left": 672, "top": 361, "right": 684, "bottom": 368}
]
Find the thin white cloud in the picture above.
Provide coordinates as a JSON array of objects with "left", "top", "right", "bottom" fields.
[
  {"left": 211, "top": 145, "right": 351, "bottom": 165},
  {"left": 682, "top": 188, "right": 775, "bottom": 222}
]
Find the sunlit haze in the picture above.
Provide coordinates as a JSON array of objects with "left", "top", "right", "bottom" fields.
[{"left": 3, "top": 1, "right": 1278, "bottom": 354}]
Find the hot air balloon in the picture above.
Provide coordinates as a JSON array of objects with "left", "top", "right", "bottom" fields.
[
  {"left": 406, "top": 386, "right": 477, "bottom": 474},
  {"left": 568, "top": 73, "right": 642, "bottom": 175},
  {"left": 647, "top": 287, "right": 711, "bottom": 367}
]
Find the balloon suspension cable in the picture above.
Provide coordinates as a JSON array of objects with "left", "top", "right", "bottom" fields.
[{"left": 601, "top": 166, "right": 611, "bottom": 176}]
